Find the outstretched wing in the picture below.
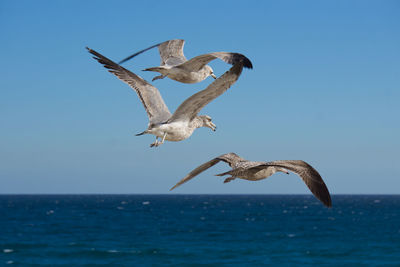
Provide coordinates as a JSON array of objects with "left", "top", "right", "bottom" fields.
[
  {"left": 169, "top": 63, "right": 244, "bottom": 122},
  {"left": 118, "top": 41, "right": 164, "bottom": 65},
  {"left": 178, "top": 52, "right": 253, "bottom": 71},
  {"left": 170, "top": 153, "right": 237, "bottom": 191},
  {"left": 87, "top": 47, "right": 172, "bottom": 125},
  {"left": 118, "top": 39, "right": 187, "bottom": 66},
  {"left": 252, "top": 160, "right": 332, "bottom": 207},
  {"left": 170, "top": 158, "right": 221, "bottom": 191},
  {"left": 158, "top": 39, "right": 187, "bottom": 66}
]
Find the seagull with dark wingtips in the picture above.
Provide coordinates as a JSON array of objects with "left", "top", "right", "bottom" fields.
[
  {"left": 170, "top": 153, "right": 332, "bottom": 207},
  {"left": 118, "top": 39, "right": 253, "bottom": 83},
  {"left": 87, "top": 47, "right": 245, "bottom": 147}
]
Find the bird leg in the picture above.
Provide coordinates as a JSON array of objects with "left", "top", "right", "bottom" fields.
[
  {"left": 150, "top": 133, "right": 167, "bottom": 148},
  {"left": 223, "top": 177, "right": 235, "bottom": 183},
  {"left": 161, "top": 133, "right": 167, "bottom": 143},
  {"left": 156, "top": 133, "right": 167, "bottom": 146},
  {"left": 152, "top": 75, "right": 166, "bottom": 81},
  {"left": 150, "top": 137, "right": 159, "bottom": 147}
]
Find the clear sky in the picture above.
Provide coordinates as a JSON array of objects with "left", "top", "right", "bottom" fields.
[{"left": 1, "top": 0, "right": 399, "bottom": 194}]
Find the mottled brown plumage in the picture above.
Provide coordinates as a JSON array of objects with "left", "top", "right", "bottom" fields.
[{"left": 171, "top": 153, "right": 332, "bottom": 207}]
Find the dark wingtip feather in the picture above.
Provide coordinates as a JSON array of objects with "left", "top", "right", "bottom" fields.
[
  {"left": 318, "top": 192, "right": 332, "bottom": 208},
  {"left": 325, "top": 195, "right": 332, "bottom": 208},
  {"left": 310, "top": 175, "right": 332, "bottom": 208},
  {"left": 316, "top": 177, "right": 332, "bottom": 208},
  {"left": 232, "top": 53, "right": 253, "bottom": 69},
  {"left": 314, "top": 179, "right": 332, "bottom": 208},
  {"left": 118, "top": 42, "right": 164, "bottom": 64},
  {"left": 300, "top": 161, "right": 332, "bottom": 208},
  {"left": 243, "top": 57, "right": 253, "bottom": 69}
]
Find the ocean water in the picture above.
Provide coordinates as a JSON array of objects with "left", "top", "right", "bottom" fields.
[{"left": 1, "top": 195, "right": 399, "bottom": 266}]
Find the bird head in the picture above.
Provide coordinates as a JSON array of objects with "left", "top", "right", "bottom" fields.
[
  {"left": 200, "top": 115, "right": 216, "bottom": 131},
  {"left": 205, "top": 65, "right": 217, "bottom": 79}
]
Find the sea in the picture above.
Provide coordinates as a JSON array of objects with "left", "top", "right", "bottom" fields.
[{"left": 1, "top": 195, "right": 399, "bottom": 266}]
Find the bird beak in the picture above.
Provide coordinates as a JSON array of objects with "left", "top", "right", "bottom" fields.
[{"left": 211, "top": 73, "right": 217, "bottom": 79}]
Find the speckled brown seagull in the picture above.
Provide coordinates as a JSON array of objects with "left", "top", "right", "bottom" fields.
[
  {"left": 118, "top": 39, "right": 253, "bottom": 83},
  {"left": 170, "top": 153, "right": 332, "bottom": 207},
  {"left": 87, "top": 47, "right": 244, "bottom": 147}
]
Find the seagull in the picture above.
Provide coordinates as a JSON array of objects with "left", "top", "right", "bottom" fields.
[
  {"left": 87, "top": 47, "right": 244, "bottom": 147},
  {"left": 118, "top": 39, "right": 253, "bottom": 83},
  {"left": 170, "top": 153, "right": 332, "bottom": 207}
]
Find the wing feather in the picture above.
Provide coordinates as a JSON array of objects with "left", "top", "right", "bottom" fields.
[
  {"left": 170, "top": 153, "right": 240, "bottom": 191},
  {"left": 170, "top": 158, "right": 221, "bottom": 191},
  {"left": 158, "top": 39, "right": 187, "bottom": 66},
  {"left": 118, "top": 41, "right": 163, "bottom": 65},
  {"left": 255, "top": 160, "right": 332, "bottom": 207},
  {"left": 87, "top": 47, "right": 172, "bottom": 124},
  {"left": 178, "top": 52, "right": 253, "bottom": 71},
  {"left": 169, "top": 63, "right": 244, "bottom": 122}
]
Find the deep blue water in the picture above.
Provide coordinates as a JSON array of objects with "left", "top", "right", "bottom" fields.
[{"left": 1, "top": 195, "right": 399, "bottom": 266}]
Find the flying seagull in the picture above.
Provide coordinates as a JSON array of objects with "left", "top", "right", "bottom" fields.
[
  {"left": 170, "top": 153, "right": 332, "bottom": 207},
  {"left": 118, "top": 39, "right": 253, "bottom": 83},
  {"left": 87, "top": 47, "right": 244, "bottom": 147}
]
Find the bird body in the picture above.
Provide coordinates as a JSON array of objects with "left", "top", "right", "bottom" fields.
[
  {"left": 118, "top": 39, "right": 253, "bottom": 83},
  {"left": 87, "top": 47, "right": 242, "bottom": 147},
  {"left": 230, "top": 165, "right": 287, "bottom": 181},
  {"left": 144, "top": 116, "right": 214, "bottom": 142},
  {"left": 143, "top": 64, "right": 214, "bottom": 84},
  {"left": 170, "top": 153, "right": 332, "bottom": 207},
  {"left": 147, "top": 121, "right": 191, "bottom": 142}
]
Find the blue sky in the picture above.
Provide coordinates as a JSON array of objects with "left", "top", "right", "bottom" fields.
[{"left": 0, "top": 0, "right": 399, "bottom": 194}]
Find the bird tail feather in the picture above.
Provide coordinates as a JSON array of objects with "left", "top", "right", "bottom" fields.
[
  {"left": 143, "top": 66, "right": 164, "bottom": 72},
  {"left": 135, "top": 130, "right": 148, "bottom": 136},
  {"left": 215, "top": 170, "right": 232, "bottom": 177}
]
